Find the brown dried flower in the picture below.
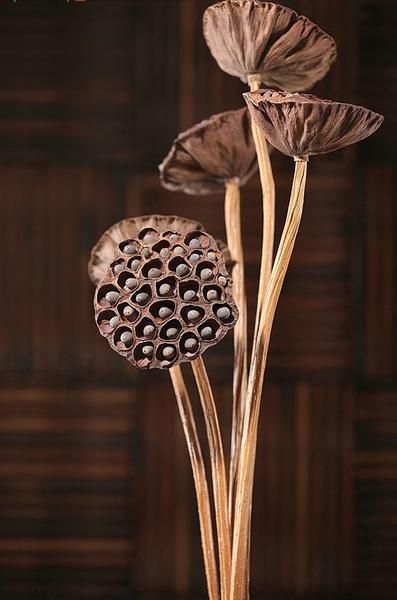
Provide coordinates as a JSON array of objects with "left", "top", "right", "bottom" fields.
[
  {"left": 244, "top": 89, "right": 384, "bottom": 160},
  {"left": 92, "top": 215, "right": 238, "bottom": 370},
  {"left": 159, "top": 107, "right": 258, "bottom": 195},
  {"left": 203, "top": 0, "right": 337, "bottom": 90}
]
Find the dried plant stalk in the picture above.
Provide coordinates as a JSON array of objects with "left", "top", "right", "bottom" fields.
[
  {"left": 231, "top": 159, "right": 308, "bottom": 600},
  {"left": 169, "top": 365, "right": 219, "bottom": 600},
  {"left": 224, "top": 178, "right": 248, "bottom": 527},
  {"left": 248, "top": 74, "right": 276, "bottom": 326},
  {"left": 191, "top": 356, "right": 231, "bottom": 600}
]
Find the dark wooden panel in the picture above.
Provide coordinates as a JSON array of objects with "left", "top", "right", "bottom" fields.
[
  {"left": 0, "top": 387, "right": 137, "bottom": 600},
  {"left": 355, "top": 388, "right": 397, "bottom": 598},
  {"left": 362, "top": 166, "right": 396, "bottom": 379},
  {"left": 0, "top": 0, "right": 179, "bottom": 167}
]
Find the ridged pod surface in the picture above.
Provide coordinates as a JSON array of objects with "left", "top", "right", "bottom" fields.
[{"left": 93, "top": 218, "right": 238, "bottom": 370}]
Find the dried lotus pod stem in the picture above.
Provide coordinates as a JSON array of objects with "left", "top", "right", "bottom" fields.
[
  {"left": 191, "top": 356, "right": 231, "bottom": 600},
  {"left": 224, "top": 178, "right": 248, "bottom": 526},
  {"left": 169, "top": 365, "right": 219, "bottom": 600},
  {"left": 231, "top": 159, "right": 308, "bottom": 600}
]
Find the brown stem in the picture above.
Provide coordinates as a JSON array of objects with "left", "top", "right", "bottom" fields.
[
  {"left": 231, "top": 159, "right": 308, "bottom": 600},
  {"left": 169, "top": 365, "right": 220, "bottom": 600},
  {"left": 247, "top": 73, "right": 276, "bottom": 342},
  {"left": 191, "top": 357, "right": 231, "bottom": 600},
  {"left": 224, "top": 178, "right": 248, "bottom": 528}
]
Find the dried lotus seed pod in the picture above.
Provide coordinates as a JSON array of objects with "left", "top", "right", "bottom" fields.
[{"left": 92, "top": 215, "right": 238, "bottom": 369}]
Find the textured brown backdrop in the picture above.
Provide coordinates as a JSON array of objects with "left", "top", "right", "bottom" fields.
[{"left": 0, "top": 1, "right": 395, "bottom": 599}]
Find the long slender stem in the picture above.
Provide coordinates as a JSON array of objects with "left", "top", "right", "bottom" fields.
[
  {"left": 224, "top": 179, "right": 248, "bottom": 528},
  {"left": 169, "top": 365, "right": 220, "bottom": 600},
  {"left": 248, "top": 74, "right": 276, "bottom": 343},
  {"left": 231, "top": 159, "right": 308, "bottom": 600},
  {"left": 191, "top": 357, "right": 231, "bottom": 600}
]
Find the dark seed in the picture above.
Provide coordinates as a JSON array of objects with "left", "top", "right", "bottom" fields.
[
  {"left": 206, "top": 289, "right": 218, "bottom": 301},
  {"left": 159, "top": 283, "right": 171, "bottom": 296},
  {"left": 183, "top": 290, "right": 196, "bottom": 301},
  {"left": 109, "top": 316, "right": 120, "bottom": 328},
  {"left": 162, "top": 346, "right": 176, "bottom": 359},
  {"left": 200, "top": 268, "right": 213, "bottom": 281},
  {"left": 143, "top": 324, "right": 155, "bottom": 337},
  {"left": 176, "top": 264, "right": 189, "bottom": 277},
  {"left": 125, "top": 278, "right": 138, "bottom": 290},
  {"left": 148, "top": 267, "right": 161, "bottom": 278},
  {"left": 105, "top": 291, "right": 120, "bottom": 304},
  {"left": 200, "top": 326, "right": 213, "bottom": 339},
  {"left": 120, "top": 331, "right": 133, "bottom": 343},
  {"left": 166, "top": 327, "right": 179, "bottom": 339},
  {"left": 189, "top": 253, "right": 200, "bottom": 263},
  {"left": 159, "top": 306, "right": 173, "bottom": 319},
  {"left": 136, "top": 292, "right": 149, "bottom": 304},
  {"left": 123, "top": 306, "right": 134, "bottom": 317},
  {"left": 189, "top": 238, "right": 201, "bottom": 249},
  {"left": 187, "top": 309, "right": 200, "bottom": 322},
  {"left": 185, "top": 338, "right": 198, "bottom": 351},
  {"left": 216, "top": 307, "right": 231, "bottom": 321}
]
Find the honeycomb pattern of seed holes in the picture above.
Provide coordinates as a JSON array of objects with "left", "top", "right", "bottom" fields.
[
  {"left": 150, "top": 299, "right": 176, "bottom": 323},
  {"left": 196, "top": 261, "right": 217, "bottom": 282},
  {"left": 135, "top": 317, "right": 157, "bottom": 341},
  {"left": 187, "top": 250, "right": 203, "bottom": 265},
  {"left": 198, "top": 319, "right": 220, "bottom": 342},
  {"left": 96, "top": 284, "right": 121, "bottom": 308},
  {"left": 159, "top": 318, "right": 182, "bottom": 341},
  {"left": 180, "top": 333, "right": 200, "bottom": 358},
  {"left": 97, "top": 310, "right": 120, "bottom": 335},
  {"left": 131, "top": 284, "right": 152, "bottom": 307},
  {"left": 93, "top": 223, "right": 239, "bottom": 370},
  {"left": 138, "top": 227, "right": 159, "bottom": 245},
  {"left": 142, "top": 258, "right": 163, "bottom": 279},
  {"left": 179, "top": 280, "right": 199, "bottom": 302},
  {"left": 111, "top": 258, "right": 126, "bottom": 276},
  {"left": 156, "top": 342, "right": 178, "bottom": 368},
  {"left": 113, "top": 326, "right": 134, "bottom": 351},
  {"left": 203, "top": 284, "right": 224, "bottom": 303},
  {"left": 117, "top": 271, "right": 139, "bottom": 292},
  {"left": 169, "top": 257, "right": 191, "bottom": 279},
  {"left": 180, "top": 305, "right": 205, "bottom": 326},
  {"left": 119, "top": 239, "right": 140, "bottom": 256},
  {"left": 156, "top": 276, "right": 177, "bottom": 298},
  {"left": 153, "top": 239, "right": 171, "bottom": 258},
  {"left": 117, "top": 302, "right": 140, "bottom": 323},
  {"left": 128, "top": 257, "right": 142, "bottom": 273},
  {"left": 184, "top": 231, "right": 210, "bottom": 249},
  {"left": 213, "top": 303, "right": 235, "bottom": 325},
  {"left": 133, "top": 342, "right": 155, "bottom": 369}
]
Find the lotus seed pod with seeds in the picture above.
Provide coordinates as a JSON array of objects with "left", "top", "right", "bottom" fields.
[{"left": 92, "top": 215, "right": 238, "bottom": 370}]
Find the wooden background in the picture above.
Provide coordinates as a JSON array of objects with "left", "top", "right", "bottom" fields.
[{"left": 0, "top": 0, "right": 395, "bottom": 598}]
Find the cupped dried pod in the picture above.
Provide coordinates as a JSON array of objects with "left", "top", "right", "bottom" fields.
[
  {"left": 93, "top": 215, "right": 238, "bottom": 370},
  {"left": 89, "top": 214, "right": 204, "bottom": 286},
  {"left": 160, "top": 107, "right": 259, "bottom": 195},
  {"left": 244, "top": 89, "right": 384, "bottom": 160},
  {"left": 203, "top": 0, "right": 337, "bottom": 91}
]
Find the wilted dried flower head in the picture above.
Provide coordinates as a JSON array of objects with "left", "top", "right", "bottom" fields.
[
  {"left": 244, "top": 89, "right": 384, "bottom": 160},
  {"left": 92, "top": 215, "right": 238, "bottom": 370},
  {"left": 159, "top": 107, "right": 258, "bottom": 195},
  {"left": 203, "top": 0, "right": 337, "bottom": 90}
]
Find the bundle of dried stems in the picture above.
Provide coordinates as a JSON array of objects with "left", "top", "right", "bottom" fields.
[{"left": 90, "top": 2, "right": 383, "bottom": 600}]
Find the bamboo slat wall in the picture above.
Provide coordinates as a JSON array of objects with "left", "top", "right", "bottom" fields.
[{"left": 0, "top": 1, "right": 395, "bottom": 599}]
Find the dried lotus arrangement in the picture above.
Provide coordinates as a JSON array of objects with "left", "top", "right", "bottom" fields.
[{"left": 89, "top": 2, "right": 384, "bottom": 600}]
